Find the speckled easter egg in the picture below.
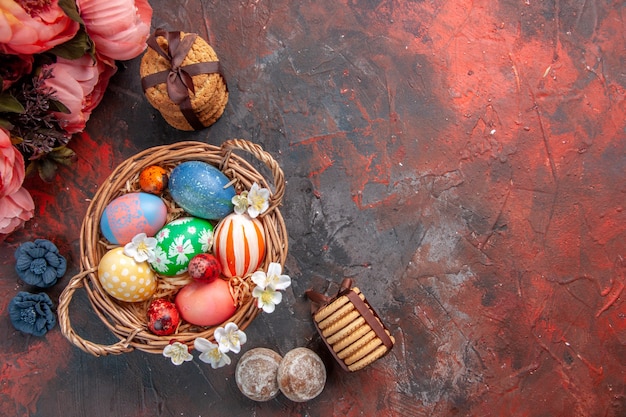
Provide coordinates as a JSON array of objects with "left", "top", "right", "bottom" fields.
[
  {"left": 168, "top": 161, "right": 235, "bottom": 220},
  {"left": 147, "top": 298, "right": 180, "bottom": 336},
  {"left": 98, "top": 247, "right": 157, "bottom": 302},
  {"left": 139, "top": 165, "right": 169, "bottom": 194},
  {"left": 213, "top": 213, "right": 266, "bottom": 278},
  {"left": 150, "top": 217, "right": 214, "bottom": 276},
  {"left": 188, "top": 253, "right": 221, "bottom": 282},
  {"left": 100, "top": 192, "right": 167, "bottom": 245}
]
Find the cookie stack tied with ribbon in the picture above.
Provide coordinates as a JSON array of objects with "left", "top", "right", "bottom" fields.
[
  {"left": 306, "top": 279, "right": 394, "bottom": 372},
  {"left": 140, "top": 28, "right": 228, "bottom": 131}
]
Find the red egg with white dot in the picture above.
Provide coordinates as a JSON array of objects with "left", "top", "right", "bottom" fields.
[
  {"left": 147, "top": 298, "right": 180, "bottom": 336},
  {"left": 188, "top": 253, "right": 221, "bottom": 282}
]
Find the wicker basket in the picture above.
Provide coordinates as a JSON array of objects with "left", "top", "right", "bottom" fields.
[{"left": 58, "top": 139, "right": 288, "bottom": 356}]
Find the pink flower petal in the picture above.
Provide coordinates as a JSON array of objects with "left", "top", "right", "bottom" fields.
[
  {"left": 0, "top": 0, "right": 80, "bottom": 55},
  {"left": 0, "top": 127, "right": 26, "bottom": 198},
  {"left": 77, "top": 0, "right": 152, "bottom": 60},
  {"left": 0, "top": 187, "right": 35, "bottom": 235},
  {"left": 43, "top": 54, "right": 117, "bottom": 134}
]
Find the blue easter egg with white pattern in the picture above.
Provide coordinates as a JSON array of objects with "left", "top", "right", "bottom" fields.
[{"left": 169, "top": 161, "right": 236, "bottom": 220}]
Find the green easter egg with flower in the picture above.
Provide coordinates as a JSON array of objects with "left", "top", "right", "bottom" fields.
[{"left": 150, "top": 217, "right": 214, "bottom": 276}]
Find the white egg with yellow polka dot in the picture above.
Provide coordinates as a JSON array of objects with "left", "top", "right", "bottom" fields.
[{"left": 98, "top": 247, "right": 157, "bottom": 302}]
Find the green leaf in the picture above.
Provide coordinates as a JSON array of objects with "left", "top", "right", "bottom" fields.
[
  {"left": 57, "top": 0, "right": 84, "bottom": 24},
  {"left": 8, "top": 132, "right": 21, "bottom": 145},
  {"left": 49, "top": 146, "right": 77, "bottom": 167},
  {"left": 25, "top": 161, "right": 37, "bottom": 178},
  {"left": 48, "top": 28, "right": 93, "bottom": 60},
  {"left": 0, "top": 118, "right": 14, "bottom": 130},
  {"left": 37, "top": 158, "right": 59, "bottom": 183},
  {"left": 49, "top": 99, "right": 71, "bottom": 114},
  {"left": 0, "top": 93, "right": 25, "bottom": 114}
]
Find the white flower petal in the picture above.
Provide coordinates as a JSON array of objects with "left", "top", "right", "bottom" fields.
[
  {"left": 252, "top": 286, "right": 264, "bottom": 298},
  {"left": 261, "top": 302, "right": 276, "bottom": 313},
  {"left": 238, "top": 331, "right": 247, "bottom": 346},
  {"left": 221, "top": 354, "right": 232, "bottom": 367},
  {"left": 251, "top": 271, "right": 268, "bottom": 289},
  {"left": 132, "top": 233, "right": 147, "bottom": 244},
  {"left": 271, "top": 291, "right": 283, "bottom": 305},
  {"left": 163, "top": 342, "right": 193, "bottom": 365},
  {"left": 266, "top": 262, "right": 282, "bottom": 277},
  {"left": 247, "top": 207, "right": 260, "bottom": 218},
  {"left": 273, "top": 275, "right": 291, "bottom": 290},
  {"left": 247, "top": 183, "right": 270, "bottom": 218},
  {"left": 193, "top": 337, "right": 216, "bottom": 352},
  {"left": 214, "top": 327, "right": 225, "bottom": 341},
  {"left": 123, "top": 245, "right": 137, "bottom": 258},
  {"left": 224, "top": 322, "right": 239, "bottom": 333}
]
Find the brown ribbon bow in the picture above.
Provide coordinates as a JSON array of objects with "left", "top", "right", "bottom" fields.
[
  {"left": 305, "top": 278, "right": 354, "bottom": 312},
  {"left": 141, "top": 28, "right": 224, "bottom": 130}
]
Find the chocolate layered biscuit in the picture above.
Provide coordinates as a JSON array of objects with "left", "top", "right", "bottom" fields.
[{"left": 308, "top": 283, "right": 395, "bottom": 372}]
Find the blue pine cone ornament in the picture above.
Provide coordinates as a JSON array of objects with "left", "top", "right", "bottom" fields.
[
  {"left": 14, "top": 239, "right": 67, "bottom": 288},
  {"left": 9, "top": 292, "right": 56, "bottom": 336}
]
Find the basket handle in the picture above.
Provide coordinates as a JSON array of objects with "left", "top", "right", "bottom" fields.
[
  {"left": 58, "top": 268, "right": 138, "bottom": 356},
  {"left": 220, "top": 139, "right": 285, "bottom": 213}
]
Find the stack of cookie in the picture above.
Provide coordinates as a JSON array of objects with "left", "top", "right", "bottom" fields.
[
  {"left": 310, "top": 286, "right": 394, "bottom": 372},
  {"left": 140, "top": 29, "right": 228, "bottom": 131}
]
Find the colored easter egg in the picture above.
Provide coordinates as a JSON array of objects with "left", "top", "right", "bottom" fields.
[
  {"left": 150, "top": 217, "right": 214, "bottom": 276},
  {"left": 139, "top": 165, "right": 169, "bottom": 194},
  {"left": 147, "top": 298, "right": 180, "bottom": 336},
  {"left": 175, "top": 278, "right": 236, "bottom": 327},
  {"left": 188, "top": 253, "right": 221, "bottom": 282},
  {"left": 100, "top": 192, "right": 167, "bottom": 245},
  {"left": 98, "top": 247, "right": 157, "bottom": 302},
  {"left": 168, "top": 161, "right": 235, "bottom": 220},
  {"left": 213, "top": 213, "right": 265, "bottom": 278}
]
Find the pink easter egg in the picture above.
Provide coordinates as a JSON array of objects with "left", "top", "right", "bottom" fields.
[{"left": 175, "top": 279, "right": 236, "bottom": 327}]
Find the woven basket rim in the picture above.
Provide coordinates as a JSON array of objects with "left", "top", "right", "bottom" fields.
[{"left": 58, "top": 139, "right": 288, "bottom": 356}]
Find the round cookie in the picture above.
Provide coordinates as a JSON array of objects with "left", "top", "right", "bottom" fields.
[
  {"left": 277, "top": 348, "right": 326, "bottom": 402},
  {"left": 140, "top": 31, "right": 228, "bottom": 131},
  {"left": 235, "top": 348, "right": 282, "bottom": 402}
]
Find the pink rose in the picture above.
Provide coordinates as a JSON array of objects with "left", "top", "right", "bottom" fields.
[
  {"left": 1, "top": 127, "right": 25, "bottom": 197},
  {"left": 0, "top": 128, "right": 34, "bottom": 236},
  {"left": 0, "top": 0, "right": 80, "bottom": 55},
  {"left": 77, "top": 0, "right": 152, "bottom": 61},
  {"left": 0, "top": 187, "right": 35, "bottom": 236},
  {"left": 42, "top": 53, "right": 117, "bottom": 134}
]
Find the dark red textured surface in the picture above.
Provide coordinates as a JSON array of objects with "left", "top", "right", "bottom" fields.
[{"left": 1, "top": 1, "right": 625, "bottom": 416}]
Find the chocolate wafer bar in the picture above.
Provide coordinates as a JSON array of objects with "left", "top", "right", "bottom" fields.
[{"left": 306, "top": 279, "right": 395, "bottom": 372}]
